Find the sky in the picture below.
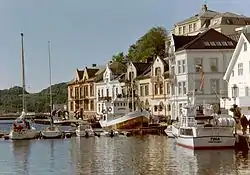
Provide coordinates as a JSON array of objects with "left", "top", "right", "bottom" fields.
[{"left": 0, "top": 0, "right": 249, "bottom": 92}]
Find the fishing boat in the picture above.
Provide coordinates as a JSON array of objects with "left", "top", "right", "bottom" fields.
[
  {"left": 9, "top": 33, "right": 37, "bottom": 140},
  {"left": 41, "top": 41, "right": 63, "bottom": 139},
  {"left": 75, "top": 122, "right": 95, "bottom": 137},
  {"left": 173, "top": 92, "right": 236, "bottom": 150}
]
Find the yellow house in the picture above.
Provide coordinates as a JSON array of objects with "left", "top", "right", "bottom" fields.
[
  {"left": 172, "top": 4, "right": 250, "bottom": 37},
  {"left": 67, "top": 65, "right": 104, "bottom": 119}
]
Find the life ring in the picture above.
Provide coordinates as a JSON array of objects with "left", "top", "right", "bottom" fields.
[{"left": 107, "top": 107, "right": 112, "bottom": 112}]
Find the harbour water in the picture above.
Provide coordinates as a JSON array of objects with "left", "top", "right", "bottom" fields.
[{"left": 0, "top": 121, "right": 250, "bottom": 175}]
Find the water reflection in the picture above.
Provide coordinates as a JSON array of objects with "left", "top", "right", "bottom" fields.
[{"left": 11, "top": 140, "right": 32, "bottom": 175}]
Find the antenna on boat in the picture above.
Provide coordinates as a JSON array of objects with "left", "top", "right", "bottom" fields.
[
  {"left": 21, "top": 33, "right": 26, "bottom": 113},
  {"left": 48, "top": 41, "right": 53, "bottom": 126}
]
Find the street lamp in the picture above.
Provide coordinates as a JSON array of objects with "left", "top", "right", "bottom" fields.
[{"left": 232, "top": 84, "right": 238, "bottom": 105}]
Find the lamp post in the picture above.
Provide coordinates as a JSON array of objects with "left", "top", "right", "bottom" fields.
[{"left": 232, "top": 84, "right": 238, "bottom": 105}]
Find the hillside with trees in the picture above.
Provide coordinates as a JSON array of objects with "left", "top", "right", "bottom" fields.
[
  {"left": 0, "top": 82, "right": 67, "bottom": 113},
  {"left": 112, "top": 26, "right": 168, "bottom": 62}
]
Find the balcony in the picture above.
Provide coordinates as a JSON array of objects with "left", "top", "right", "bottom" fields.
[{"left": 98, "top": 96, "right": 112, "bottom": 101}]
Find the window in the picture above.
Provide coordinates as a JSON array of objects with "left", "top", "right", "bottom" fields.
[
  {"left": 84, "top": 86, "right": 88, "bottom": 97},
  {"left": 210, "top": 79, "right": 219, "bottom": 94},
  {"left": 204, "top": 41, "right": 210, "bottom": 46},
  {"left": 154, "top": 84, "right": 158, "bottom": 95},
  {"left": 238, "top": 63, "right": 243, "bottom": 76},
  {"left": 189, "top": 24, "right": 192, "bottom": 32},
  {"left": 70, "top": 88, "right": 73, "bottom": 97},
  {"left": 183, "top": 82, "right": 187, "bottom": 95},
  {"left": 178, "top": 27, "right": 182, "bottom": 34},
  {"left": 210, "top": 58, "right": 218, "bottom": 72},
  {"left": 98, "top": 104, "right": 101, "bottom": 113},
  {"left": 231, "top": 85, "right": 239, "bottom": 98},
  {"left": 90, "top": 84, "right": 94, "bottom": 96},
  {"left": 193, "top": 23, "right": 197, "bottom": 31},
  {"left": 227, "top": 41, "right": 234, "bottom": 46},
  {"left": 101, "top": 89, "right": 104, "bottom": 97},
  {"left": 246, "top": 87, "right": 249, "bottom": 96},
  {"left": 178, "top": 61, "right": 181, "bottom": 73},
  {"left": 221, "top": 41, "right": 228, "bottom": 46},
  {"left": 145, "top": 85, "right": 149, "bottom": 96},
  {"left": 106, "top": 88, "right": 109, "bottom": 97},
  {"left": 195, "top": 58, "right": 203, "bottom": 72},
  {"left": 75, "top": 87, "right": 79, "bottom": 98},
  {"left": 182, "top": 60, "right": 186, "bottom": 73},
  {"left": 179, "top": 103, "right": 182, "bottom": 114},
  {"left": 116, "top": 87, "right": 118, "bottom": 96},
  {"left": 160, "top": 83, "right": 163, "bottom": 95},
  {"left": 70, "top": 102, "right": 74, "bottom": 111},
  {"left": 90, "top": 100, "right": 94, "bottom": 111},
  {"left": 98, "top": 89, "right": 100, "bottom": 97},
  {"left": 155, "top": 67, "right": 161, "bottom": 76},
  {"left": 79, "top": 87, "right": 82, "bottom": 98},
  {"left": 140, "top": 85, "right": 144, "bottom": 96},
  {"left": 210, "top": 42, "right": 216, "bottom": 46},
  {"left": 178, "top": 82, "right": 182, "bottom": 95},
  {"left": 183, "top": 26, "right": 186, "bottom": 34},
  {"left": 171, "top": 84, "right": 175, "bottom": 95},
  {"left": 167, "top": 83, "right": 170, "bottom": 94},
  {"left": 244, "top": 42, "right": 247, "bottom": 51},
  {"left": 215, "top": 42, "right": 222, "bottom": 46}
]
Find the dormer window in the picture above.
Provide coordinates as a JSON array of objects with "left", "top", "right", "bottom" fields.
[{"left": 155, "top": 67, "right": 161, "bottom": 76}]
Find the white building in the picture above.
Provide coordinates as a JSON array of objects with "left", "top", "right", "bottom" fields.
[
  {"left": 222, "top": 26, "right": 250, "bottom": 118},
  {"left": 95, "top": 62, "right": 128, "bottom": 118},
  {"left": 169, "top": 28, "right": 237, "bottom": 119}
]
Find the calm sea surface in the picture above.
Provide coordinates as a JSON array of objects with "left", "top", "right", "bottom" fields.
[{"left": 0, "top": 121, "right": 250, "bottom": 175}]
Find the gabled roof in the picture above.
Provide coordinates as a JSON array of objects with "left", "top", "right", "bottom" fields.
[
  {"left": 223, "top": 32, "right": 250, "bottom": 81},
  {"left": 76, "top": 69, "right": 84, "bottom": 80},
  {"left": 109, "top": 61, "right": 127, "bottom": 75},
  {"left": 174, "top": 28, "right": 237, "bottom": 52},
  {"left": 172, "top": 35, "right": 198, "bottom": 51},
  {"left": 86, "top": 68, "right": 99, "bottom": 79},
  {"left": 132, "top": 62, "right": 152, "bottom": 76}
]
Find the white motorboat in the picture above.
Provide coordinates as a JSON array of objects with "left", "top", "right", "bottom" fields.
[
  {"left": 9, "top": 112, "right": 37, "bottom": 140},
  {"left": 9, "top": 33, "right": 37, "bottom": 140},
  {"left": 174, "top": 92, "right": 236, "bottom": 150},
  {"left": 76, "top": 123, "right": 95, "bottom": 137},
  {"left": 164, "top": 125, "right": 175, "bottom": 138},
  {"left": 41, "top": 41, "right": 63, "bottom": 139},
  {"left": 41, "top": 125, "right": 63, "bottom": 139}
]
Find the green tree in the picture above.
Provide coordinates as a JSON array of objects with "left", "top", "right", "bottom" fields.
[
  {"left": 112, "top": 52, "right": 125, "bottom": 62},
  {"left": 127, "top": 26, "right": 168, "bottom": 62}
]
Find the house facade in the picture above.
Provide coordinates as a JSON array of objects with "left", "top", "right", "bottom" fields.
[
  {"left": 67, "top": 65, "right": 101, "bottom": 119},
  {"left": 95, "top": 61, "right": 128, "bottom": 117},
  {"left": 169, "top": 29, "right": 237, "bottom": 120},
  {"left": 171, "top": 4, "right": 250, "bottom": 37},
  {"left": 222, "top": 26, "right": 250, "bottom": 118}
]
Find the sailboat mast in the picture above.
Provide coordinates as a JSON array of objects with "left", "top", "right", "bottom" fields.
[
  {"left": 21, "top": 33, "right": 26, "bottom": 112},
  {"left": 48, "top": 41, "right": 53, "bottom": 117}
]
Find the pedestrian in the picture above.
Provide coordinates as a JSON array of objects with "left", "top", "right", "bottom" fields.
[{"left": 240, "top": 115, "right": 248, "bottom": 135}]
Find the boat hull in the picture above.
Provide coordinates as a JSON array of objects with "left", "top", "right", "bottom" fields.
[
  {"left": 41, "top": 131, "right": 63, "bottom": 139},
  {"left": 99, "top": 111, "right": 150, "bottom": 129},
  {"left": 9, "top": 129, "right": 37, "bottom": 140},
  {"left": 176, "top": 136, "right": 236, "bottom": 150}
]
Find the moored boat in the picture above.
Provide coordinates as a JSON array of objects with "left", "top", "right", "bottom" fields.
[
  {"left": 9, "top": 33, "right": 37, "bottom": 140},
  {"left": 40, "top": 41, "right": 63, "bottom": 139},
  {"left": 76, "top": 123, "right": 95, "bottom": 137},
  {"left": 174, "top": 93, "right": 236, "bottom": 150}
]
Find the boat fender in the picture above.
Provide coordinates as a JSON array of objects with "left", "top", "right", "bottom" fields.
[{"left": 107, "top": 107, "right": 112, "bottom": 112}]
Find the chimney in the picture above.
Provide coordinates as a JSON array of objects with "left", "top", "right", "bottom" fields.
[
  {"left": 92, "top": 64, "right": 97, "bottom": 67},
  {"left": 201, "top": 4, "right": 208, "bottom": 12}
]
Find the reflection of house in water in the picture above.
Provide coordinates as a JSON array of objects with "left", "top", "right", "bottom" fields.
[
  {"left": 173, "top": 146, "right": 235, "bottom": 175},
  {"left": 11, "top": 140, "right": 32, "bottom": 175}
]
